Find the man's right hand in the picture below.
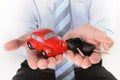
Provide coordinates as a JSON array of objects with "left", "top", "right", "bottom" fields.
[{"left": 4, "top": 33, "right": 63, "bottom": 69}]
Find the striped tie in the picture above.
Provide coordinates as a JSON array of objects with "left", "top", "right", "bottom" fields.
[
  {"left": 54, "top": 0, "right": 72, "bottom": 36},
  {"left": 54, "top": 0, "right": 75, "bottom": 80}
]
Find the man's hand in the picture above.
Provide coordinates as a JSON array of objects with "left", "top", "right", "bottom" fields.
[
  {"left": 4, "top": 33, "right": 63, "bottom": 69},
  {"left": 64, "top": 24, "right": 114, "bottom": 69}
]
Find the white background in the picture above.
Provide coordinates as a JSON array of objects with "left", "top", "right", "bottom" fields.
[{"left": 0, "top": 0, "right": 120, "bottom": 80}]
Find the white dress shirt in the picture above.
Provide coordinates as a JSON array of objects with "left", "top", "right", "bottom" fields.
[{"left": 12, "top": 0, "right": 116, "bottom": 58}]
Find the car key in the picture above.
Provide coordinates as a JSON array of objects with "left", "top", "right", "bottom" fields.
[{"left": 66, "top": 37, "right": 95, "bottom": 56}]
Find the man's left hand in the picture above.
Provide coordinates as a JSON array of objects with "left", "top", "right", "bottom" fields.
[{"left": 64, "top": 24, "right": 114, "bottom": 69}]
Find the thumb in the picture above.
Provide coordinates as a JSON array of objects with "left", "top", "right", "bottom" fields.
[
  {"left": 99, "top": 37, "right": 114, "bottom": 51},
  {"left": 94, "top": 30, "right": 114, "bottom": 51},
  {"left": 4, "top": 33, "right": 30, "bottom": 51},
  {"left": 4, "top": 39, "right": 25, "bottom": 51}
]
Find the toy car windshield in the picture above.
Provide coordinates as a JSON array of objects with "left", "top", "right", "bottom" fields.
[
  {"left": 31, "top": 34, "right": 43, "bottom": 42},
  {"left": 44, "top": 32, "right": 57, "bottom": 40}
]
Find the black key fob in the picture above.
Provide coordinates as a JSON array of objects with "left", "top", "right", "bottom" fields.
[{"left": 66, "top": 38, "right": 95, "bottom": 56}]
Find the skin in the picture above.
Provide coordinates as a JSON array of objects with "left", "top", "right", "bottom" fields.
[{"left": 4, "top": 24, "right": 114, "bottom": 69}]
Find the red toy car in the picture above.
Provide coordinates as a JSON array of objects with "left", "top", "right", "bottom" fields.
[{"left": 27, "top": 28, "right": 67, "bottom": 58}]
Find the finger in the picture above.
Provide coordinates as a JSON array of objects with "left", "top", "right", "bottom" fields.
[
  {"left": 74, "top": 54, "right": 83, "bottom": 66},
  {"left": 26, "top": 47, "right": 38, "bottom": 69},
  {"left": 65, "top": 50, "right": 74, "bottom": 62},
  {"left": 38, "top": 58, "right": 48, "bottom": 69},
  {"left": 81, "top": 56, "right": 92, "bottom": 69},
  {"left": 55, "top": 54, "right": 63, "bottom": 63},
  {"left": 47, "top": 57, "right": 56, "bottom": 68},
  {"left": 108, "top": 37, "right": 114, "bottom": 47},
  {"left": 89, "top": 52, "right": 102, "bottom": 64},
  {"left": 101, "top": 39, "right": 111, "bottom": 51},
  {"left": 94, "top": 31, "right": 114, "bottom": 51},
  {"left": 4, "top": 39, "right": 25, "bottom": 51},
  {"left": 102, "top": 37, "right": 114, "bottom": 51}
]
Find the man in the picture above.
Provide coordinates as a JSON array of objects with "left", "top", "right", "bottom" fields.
[{"left": 4, "top": 0, "right": 117, "bottom": 80}]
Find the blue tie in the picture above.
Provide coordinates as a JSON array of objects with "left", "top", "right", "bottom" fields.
[
  {"left": 54, "top": 0, "right": 72, "bottom": 36},
  {"left": 54, "top": 0, "right": 75, "bottom": 80}
]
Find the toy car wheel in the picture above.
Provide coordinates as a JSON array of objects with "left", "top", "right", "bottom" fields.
[
  {"left": 41, "top": 50, "right": 48, "bottom": 59},
  {"left": 27, "top": 42, "right": 34, "bottom": 50}
]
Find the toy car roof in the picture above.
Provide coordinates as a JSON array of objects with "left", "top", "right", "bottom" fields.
[{"left": 32, "top": 28, "right": 55, "bottom": 36}]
